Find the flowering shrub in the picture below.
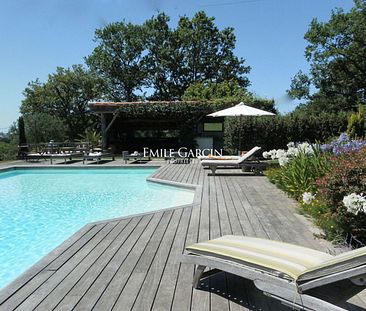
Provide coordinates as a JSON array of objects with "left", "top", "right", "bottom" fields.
[
  {"left": 266, "top": 138, "right": 366, "bottom": 245},
  {"left": 321, "top": 133, "right": 366, "bottom": 155},
  {"left": 263, "top": 142, "right": 315, "bottom": 166},
  {"left": 266, "top": 145, "right": 329, "bottom": 199},
  {"left": 316, "top": 147, "right": 366, "bottom": 243},
  {"left": 343, "top": 193, "right": 366, "bottom": 215}
]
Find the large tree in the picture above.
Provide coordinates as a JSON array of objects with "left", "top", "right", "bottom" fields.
[
  {"left": 86, "top": 22, "right": 149, "bottom": 101},
  {"left": 21, "top": 65, "right": 102, "bottom": 138},
  {"left": 143, "top": 13, "right": 183, "bottom": 100},
  {"left": 183, "top": 80, "right": 277, "bottom": 113},
  {"left": 288, "top": 0, "right": 366, "bottom": 112},
  {"left": 87, "top": 11, "right": 251, "bottom": 101}
]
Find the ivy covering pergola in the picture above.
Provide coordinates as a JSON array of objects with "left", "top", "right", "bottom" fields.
[{"left": 88, "top": 101, "right": 234, "bottom": 150}]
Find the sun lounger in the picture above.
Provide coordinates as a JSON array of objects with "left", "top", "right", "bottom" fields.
[
  {"left": 182, "top": 235, "right": 366, "bottom": 311},
  {"left": 200, "top": 146, "right": 262, "bottom": 175},
  {"left": 25, "top": 152, "right": 47, "bottom": 162},
  {"left": 83, "top": 152, "right": 115, "bottom": 164},
  {"left": 49, "top": 152, "right": 83, "bottom": 164},
  {"left": 197, "top": 155, "right": 240, "bottom": 161}
]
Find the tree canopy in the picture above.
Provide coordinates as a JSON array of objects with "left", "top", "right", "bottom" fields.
[
  {"left": 288, "top": 0, "right": 366, "bottom": 112},
  {"left": 21, "top": 65, "right": 102, "bottom": 138},
  {"left": 20, "top": 11, "right": 252, "bottom": 140},
  {"left": 183, "top": 80, "right": 277, "bottom": 113},
  {"left": 87, "top": 11, "right": 250, "bottom": 101}
]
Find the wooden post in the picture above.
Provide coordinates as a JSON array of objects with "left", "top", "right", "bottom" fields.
[{"left": 101, "top": 113, "right": 107, "bottom": 151}]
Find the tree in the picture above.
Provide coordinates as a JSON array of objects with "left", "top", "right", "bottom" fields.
[
  {"left": 86, "top": 22, "right": 149, "bottom": 101},
  {"left": 23, "top": 113, "right": 67, "bottom": 144},
  {"left": 347, "top": 105, "right": 365, "bottom": 138},
  {"left": 144, "top": 13, "right": 183, "bottom": 100},
  {"left": 18, "top": 116, "right": 28, "bottom": 157},
  {"left": 288, "top": 0, "right": 366, "bottom": 112},
  {"left": 21, "top": 65, "right": 102, "bottom": 139},
  {"left": 78, "top": 130, "right": 101, "bottom": 150},
  {"left": 183, "top": 80, "right": 277, "bottom": 113},
  {"left": 18, "top": 117, "right": 27, "bottom": 146},
  {"left": 176, "top": 12, "right": 250, "bottom": 90},
  {"left": 87, "top": 12, "right": 251, "bottom": 101}
]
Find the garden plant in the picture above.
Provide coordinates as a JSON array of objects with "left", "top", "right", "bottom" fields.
[{"left": 266, "top": 133, "right": 366, "bottom": 246}]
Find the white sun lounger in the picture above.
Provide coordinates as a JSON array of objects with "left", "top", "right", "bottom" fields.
[
  {"left": 197, "top": 155, "right": 240, "bottom": 161},
  {"left": 182, "top": 235, "right": 366, "bottom": 311},
  {"left": 200, "top": 146, "right": 262, "bottom": 175},
  {"left": 197, "top": 146, "right": 261, "bottom": 161},
  {"left": 83, "top": 152, "right": 115, "bottom": 164},
  {"left": 49, "top": 152, "right": 83, "bottom": 164}
]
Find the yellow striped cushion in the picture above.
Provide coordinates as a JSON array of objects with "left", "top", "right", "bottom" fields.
[
  {"left": 186, "top": 235, "right": 332, "bottom": 280},
  {"left": 299, "top": 246, "right": 366, "bottom": 281}
]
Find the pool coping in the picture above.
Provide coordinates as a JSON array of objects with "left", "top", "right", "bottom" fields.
[{"left": 0, "top": 163, "right": 202, "bottom": 294}]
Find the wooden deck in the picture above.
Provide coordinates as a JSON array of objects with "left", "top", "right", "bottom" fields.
[{"left": 0, "top": 161, "right": 365, "bottom": 310}]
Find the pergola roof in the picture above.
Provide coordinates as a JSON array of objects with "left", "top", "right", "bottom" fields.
[{"left": 88, "top": 101, "right": 202, "bottom": 113}]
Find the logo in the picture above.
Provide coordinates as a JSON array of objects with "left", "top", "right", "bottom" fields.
[{"left": 143, "top": 147, "right": 223, "bottom": 158}]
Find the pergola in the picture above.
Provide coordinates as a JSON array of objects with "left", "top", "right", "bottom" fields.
[{"left": 88, "top": 101, "right": 205, "bottom": 151}]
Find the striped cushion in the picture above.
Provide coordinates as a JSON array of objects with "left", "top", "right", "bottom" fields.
[
  {"left": 299, "top": 246, "right": 366, "bottom": 281},
  {"left": 186, "top": 235, "right": 332, "bottom": 280}
]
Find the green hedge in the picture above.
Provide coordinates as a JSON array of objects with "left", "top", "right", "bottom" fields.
[
  {"left": 0, "top": 142, "right": 18, "bottom": 161},
  {"left": 224, "top": 112, "right": 349, "bottom": 152}
]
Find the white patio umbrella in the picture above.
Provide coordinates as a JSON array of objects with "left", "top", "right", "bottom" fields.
[{"left": 207, "top": 102, "right": 275, "bottom": 153}]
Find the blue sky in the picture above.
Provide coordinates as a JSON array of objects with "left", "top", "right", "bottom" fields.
[{"left": 0, "top": 0, "right": 355, "bottom": 130}]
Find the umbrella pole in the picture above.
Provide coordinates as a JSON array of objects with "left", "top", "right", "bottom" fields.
[{"left": 238, "top": 115, "right": 243, "bottom": 155}]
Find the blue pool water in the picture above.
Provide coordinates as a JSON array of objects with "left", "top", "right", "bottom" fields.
[{"left": 0, "top": 168, "right": 194, "bottom": 289}]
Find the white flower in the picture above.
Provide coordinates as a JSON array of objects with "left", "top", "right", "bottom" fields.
[
  {"left": 269, "top": 149, "right": 277, "bottom": 160},
  {"left": 278, "top": 156, "right": 289, "bottom": 166},
  {"left": 343, "top": 193, "right": 366, "bottom": 215},
  {"left": 298, "top": 142, "right": 314, "bottom": 155},
  {"left": 287, "top": 142, "right": 295, "bottom": 148},
  {"left": 262, "top": 151, "right": 269, "bottom": 159},
  {"left": 275, "top": 149, "right": 286, "bottom": 159},
  {"left": 302, "top": 192, "right": 315, "bottom": 205},
  {"left": 286, "top": 147, "right": 299, "bottom": 158}
]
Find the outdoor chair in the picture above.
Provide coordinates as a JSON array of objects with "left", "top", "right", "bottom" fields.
[
  {"left": 197, "top": 146, "right": 261, "bottom": 161},
  {"left": 122, "top": 151, "right": 130, "bottom": 164},
  {"left": 182, "top": 235, "right": 366, "bottom": 311},
  {"left": 83, "top": 152, "right": 115, "bottom": 164},
  {"left": 24, "top": 152, "right": 48, "bottom": 162},
  {"left": 200, "top": 146, "right": 263, "bottom": 175},
  {"left": 197, "top": 155, "right": 240, "bottom": 161}
]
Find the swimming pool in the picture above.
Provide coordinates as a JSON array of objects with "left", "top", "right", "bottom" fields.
[{"left": 0, "top": 168, "right": 195, "bottom": 289}]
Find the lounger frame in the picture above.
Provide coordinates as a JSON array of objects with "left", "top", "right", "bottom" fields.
[
  {"left": 182, "top": 253, "right": 366, "bottom": 311},
  {"left": 83, "top": 153, "right": 115, "bottom": 164},
  {"left": 207, "top": 159, "right": 268, "bottom": 176}
]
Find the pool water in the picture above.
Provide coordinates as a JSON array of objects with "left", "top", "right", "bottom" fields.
[{"left": 0, "top": 168, "right": 194, "bottom": 289}]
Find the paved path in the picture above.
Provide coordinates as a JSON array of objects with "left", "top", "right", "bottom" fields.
[{"left": 0, "top": 161, "right": 365, "bottom": 310}]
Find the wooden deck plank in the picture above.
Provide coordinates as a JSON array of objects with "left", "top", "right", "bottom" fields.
[
  {"left": 225, "top": 178, "right": 259, "bottom": 237},
  {"left": 208, "top": 176, "right": 231, "bottom": 311},
  {"left": 0, "top": 224, "right": 105, "bottom": 310},
  {"left": 191, "top": 172, "right": 211, "bottom": 311},
  {"left": 218, "top": 177, "right": 244, "bottom": 236},
  {"left": 53, "top": 217, "right": 141, "bottom": 310},
  {"left": 0, "top": 224, "right": 97, "bottom": 306},
  {"left": 150, "top": 206, "right": 192, "bottom": 311},
  {"left": 109, "top": 210, "right": 175, "bottom": 310},
  {"left": 1, "top": 162, "right": 360, "bottom": 311},
  {"left": 71, "top": 213, "right": 156, "bottom": 310},
  {"left": 18, "top": 222, "right": 119, "bottom": 310},
  {"left": 88, "top": 211, "right": 171, "bottom": 310},
  {"left": 130, "top": 209, "right": 184, "bottom": 311},
  {"left": 35, "top": 219, "right": 131, "bottom": 310}
]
